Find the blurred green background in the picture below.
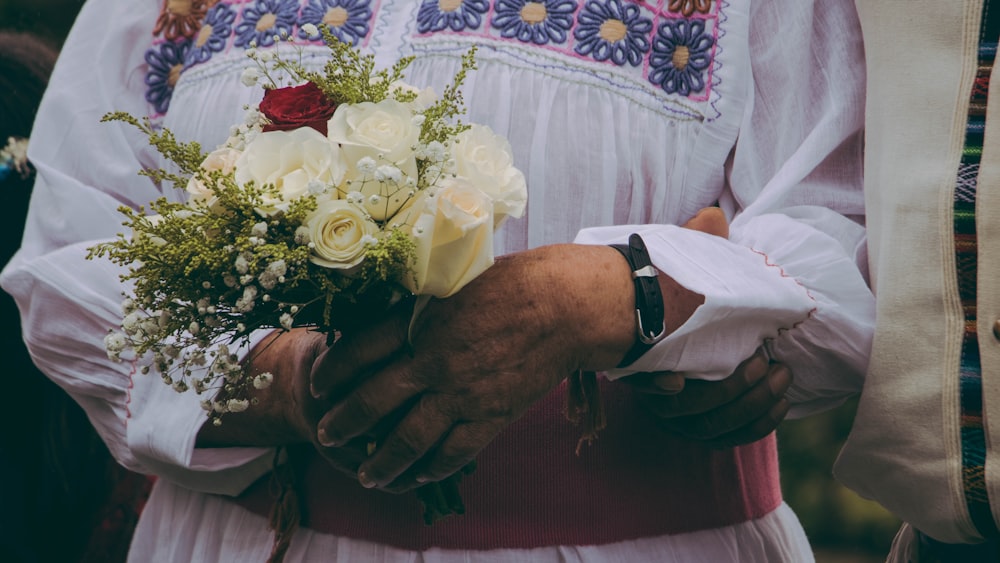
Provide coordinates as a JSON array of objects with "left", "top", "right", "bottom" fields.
[
  {"left": 1, "top": 1, "right": 901, "bottom": 560},
  {"left": 779, "top": 396, "right": 901, "bottom": 562}
]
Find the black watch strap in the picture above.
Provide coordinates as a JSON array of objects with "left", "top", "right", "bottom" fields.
[{"left": 610, "top": 233, "right": 667, "bottom": 368}]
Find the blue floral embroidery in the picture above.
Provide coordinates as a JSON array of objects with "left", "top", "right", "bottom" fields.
[
  {"left": 648, "top": 18, "right": 713, "bottom": 96},
  {"left": 186, "top": 3, "right": 238, "bottom": 66},
  {"left": 234, "top": 0, "right": 301, "bottom": 48},
  {"left": 492, "top": 0, "right": 577, "bottom": 45},
  {"left": 416, "top": 0, "right": 490, "bottom": 33},
  {"left": 573, "top": 0, "right": 651, "bottom": 66},
  {"left": 145, "top": 40, "right": 192, "bottom": 114},
  {"left": 299, "top": 0, "right": 373, "bottom": 43}
]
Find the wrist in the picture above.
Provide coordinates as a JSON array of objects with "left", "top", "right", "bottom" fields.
[
  {"left": 548, "top": 242, "right": 704, "bottom": 372},
  {"left": 196, "top": 328, "right": 326, "bottom": 447},
  {"left": 539, "top": 244, "right": 636, "bottom": 371}
]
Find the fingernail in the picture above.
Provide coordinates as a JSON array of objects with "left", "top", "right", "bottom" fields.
[
  {"left": 317, "top": 428, "right": 340, "bottom": 447},
  {"left": 310, "top": 385, "right": 322, "bottom": 399},
  {"left": 653, "top": 373, "right": 684, "bottom": 392},
  {"left": 359, "top": 470, "right": 377, "bottom": 489},
  {"left": 416, "top": 475, "right": 429, "bottom": 484},
  {"left": 768, "top": 366, "right": 792, "bottom": 394}
]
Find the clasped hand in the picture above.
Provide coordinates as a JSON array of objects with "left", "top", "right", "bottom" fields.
[{"left": 299, "top": 208, "right": 790, "bottom": 492}]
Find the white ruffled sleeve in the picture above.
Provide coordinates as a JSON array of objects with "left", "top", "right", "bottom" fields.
[
  {"left": 575, "top": 0, "right": 874, "bottom": 418},
  {"left": 0, "top": 0, "right": 272, "bottom": 495},
  {"left": 575, "top": 211, "right": 874, "bottom": 419}
]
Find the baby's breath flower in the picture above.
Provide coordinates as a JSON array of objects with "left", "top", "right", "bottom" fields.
[
  {"left": 244, "top": 108, "right": 263, "bottom": 126},
  {"left": 227, "top": 398, "right": 250, "bottom": 413},
  {"left": 240, "top": 67, "right": 260, "bottom": 87},
  {"left": 258, "top": 271, "right": 278, "bottom": 290},
  {"left": 357, "top": 156, "right": 377, "bottom": 174},
  {"left": 251, "top": 221, "right": 268, "bottom": 237},
  {"left": 121, "top": 298, "right": 137, "bottom": 315},
  {"left": 280, "top": 312, "right": 293, "bottom": 330},
  {"left": 235, "top": 285, "right": 258, "bottom": 312},
  {"left": 189, "top": 321, "right": 200, "bottom": 335},
  {"left": 189, "top": 350, "right": 207, "bottom": 367},
  {"left": 121, "top": 311, "right": 142, "bottom": 334},
  {"left": 294, "top": 226, "right": 310, "bottom": 244},
  {"left": 301, "top": 23, "right": 319, "bottom": 37},
  {"left": 346, "top": 191, "right": 365, "bottom": 205},
  {"left": 253, "top": 372, "right": 274, "bottom": 389},
  {"left": 267, "top": 260, "right": 287, "bottom": 277},
  {"left": 234, "top": 254, "right": 250, "bottom": 274},
  {"left": 307, "top": 180, "right": 327, "bottom": 195},
  {"left": 104, "top": 331, "right": 127, "bottom": 359},
  {"left": 375, "top": 165, "right": 402, "bottom": 184}
]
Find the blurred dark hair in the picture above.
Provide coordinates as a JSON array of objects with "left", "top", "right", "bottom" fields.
[{"left": 0, "top": 31, "right": 59, "bottom": 139}]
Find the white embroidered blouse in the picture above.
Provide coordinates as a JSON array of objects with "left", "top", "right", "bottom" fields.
[{"left": 1, "top": 0, "right": 870, "bottom": 560}]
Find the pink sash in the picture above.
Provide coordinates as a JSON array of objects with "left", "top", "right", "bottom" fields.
[{"left": 232, "top": 379, "right": 782, "bottom": 550}]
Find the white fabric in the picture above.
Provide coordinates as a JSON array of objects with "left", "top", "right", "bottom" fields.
[
  {"left": 0, "top": 0, "right": 869, "bottom": 560},
  {"left": 134, "top": 480, "right": 812, "bottom": 563}
]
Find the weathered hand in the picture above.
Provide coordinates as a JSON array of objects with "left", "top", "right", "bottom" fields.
[
  {"left": 195, "top": 328, "right": 372, "bottom": 479},
  {"left": 620, "top": 208, "right": 789, "bottom": 448},
  {"left": 308, "top": 244, "right": 650, "bottom": 492},
  {"left": 627, "top": 348, "right": 792, "bottom": 448}
]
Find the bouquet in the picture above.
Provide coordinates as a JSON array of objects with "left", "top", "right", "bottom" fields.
[{"left": 90, "top": 29, "right": 526, "bottom": 524}]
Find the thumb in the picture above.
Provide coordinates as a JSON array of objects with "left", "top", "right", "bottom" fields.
[
  {"left": 310, "top": 300, "right": 412, "bottom": 400},
  {"left": 681, "top": 207, "right": 729, "bottom": 239}
]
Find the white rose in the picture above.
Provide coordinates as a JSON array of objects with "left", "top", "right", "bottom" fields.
[
  {"left": 397, "top": 177, "right": 494, "bottom": 298},
  {"left": 234, "top": 128, "right": 347, "bottom": 216},
  {"left": 186, "top": 147, "right": 242, "bottom": 208},
  {"left": 327, "top": 100, "right": 420, "bottom": 220},
  {"left": 451, "top": 124, "right": 527, "bottom": 227},
  {"left": 305, "top": 198, "right": 379, "bottom": 270}
]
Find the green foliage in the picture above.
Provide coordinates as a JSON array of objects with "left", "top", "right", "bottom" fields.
[
  {"left": 419, "top": 47, "right": 477, "bottom": 145},
  {"left": 777, "top": 397, "right": 902, "bottom": 559}
]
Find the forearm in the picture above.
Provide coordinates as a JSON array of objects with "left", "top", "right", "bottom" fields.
[{"left": 528, "top": 243, "right": 704, "bottom": 372}]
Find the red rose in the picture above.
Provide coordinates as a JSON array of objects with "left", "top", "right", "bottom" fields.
[{"left": 259, "top": 82, "right": 338, "bottom": 136}]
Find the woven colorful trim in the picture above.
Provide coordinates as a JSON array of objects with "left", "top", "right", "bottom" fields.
[{"left": 955, "top": 0, "right": 999, "bottom": 538}]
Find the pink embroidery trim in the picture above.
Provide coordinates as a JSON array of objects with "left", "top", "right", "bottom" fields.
[{"left": 749, "top": 247, "right": 817, "bottom": 335}]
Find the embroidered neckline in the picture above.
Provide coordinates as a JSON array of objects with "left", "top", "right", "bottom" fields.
[{"left": 142, "top": 1, "right": 724, "bottom": 121}]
